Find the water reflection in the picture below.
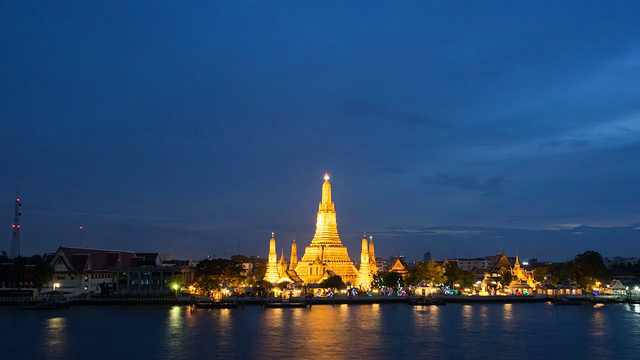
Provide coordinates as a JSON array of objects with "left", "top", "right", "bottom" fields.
[
  {"left": 461, "top": 305, "right": 473, "bottom": 329},
  {"left": 6, "top": 301, "right": 640, "bottom": 359},
  {"left": 411, "top": 304, "right": 442, "bottom": 353},
  {"left": 44, "top": 317, "right": 67, "bottom": 357},
  {"left": 254, "top": 304, "right": 385, "bottom": 357},
  {"left": 163, "top": 306, "right": 184, "bottom": 359},
  {"left": 588, "top": 306, "right": 610, "bottom": 358}
]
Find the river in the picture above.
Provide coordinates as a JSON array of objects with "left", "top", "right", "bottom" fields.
[{"left": 2, "top": 302, "right": 640, "bottom": 359}]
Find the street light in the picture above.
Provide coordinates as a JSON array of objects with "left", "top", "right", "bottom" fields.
[{"left": 173, "top": 284, "right": 179, "bottom": 298}]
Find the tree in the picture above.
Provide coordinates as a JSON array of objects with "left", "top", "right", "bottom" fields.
[
  {"left": 498, "top": 267, "right": 513, "bottom": 287},
  {"left": 251, "top": 256, "right": 268, "bottom": 282},
  {"left": 99, "top": 282, "right": 112, "bottom": 296},
  {"left": 254, "top": 280, "right": 272, "bottom": 296},
  {"left": 320, "top": 275, "right": 346, "bottom": 290},
  {"left": 32, "top": 262, "right": 54, "bottom": 292},
  {"left": 13, "top": 256, "right": 27, "bottom": 289},
  {"left": 409, "top": 261, "right": 446, "bottom": 286},
  {"left": 460, "top": 270, "right": 477, "bottom": 289},
  {"left": 444, "top": 262, "right": 464, "bottom": 287},
  {"left": 194, "top": 258, "right": 244, "bottom": 295},
  {"left": 573, "top": 251, "right": 609, "bottom": 290},
  {"left": 166, "top": 274, "right": 185, "bottom": 289}
]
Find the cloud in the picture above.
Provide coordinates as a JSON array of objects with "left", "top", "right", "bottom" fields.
[
  {"left": 371, "top": 227, "right": 485, "bottom": 237},
  {"left": 418, "top": 174, "right": 504, "bottom": 196}
]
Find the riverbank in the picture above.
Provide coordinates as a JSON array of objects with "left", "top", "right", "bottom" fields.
[{"left": 3, "top": 293, "right": 636, "bottom": 306}]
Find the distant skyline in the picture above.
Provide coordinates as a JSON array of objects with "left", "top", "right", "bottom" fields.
[{"left": 1, "top": 2, "right": 640, "bottom": 262}]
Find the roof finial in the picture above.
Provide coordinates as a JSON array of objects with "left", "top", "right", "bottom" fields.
[{"left": 324, "top": 173, "right": 330, "bottom": 181}]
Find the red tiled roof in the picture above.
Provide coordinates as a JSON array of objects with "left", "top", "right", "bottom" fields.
[{"left": 56, "top": 247, "right": 138, "bottom": 273}]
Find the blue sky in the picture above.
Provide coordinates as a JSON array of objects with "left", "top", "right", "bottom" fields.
[{"left": 1, "top": 2, "right": 639, "bottom": 262}]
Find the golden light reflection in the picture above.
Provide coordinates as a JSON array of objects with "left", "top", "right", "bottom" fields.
[
  {"left": 211, "top": 308, "right": 233, "bottom": 352},
  {"left": 163, "top": 306, "right": 184, "bottom": 359},
  {"left": 254, "top": 304, "right": 385, "bottom": 357},
  {"left": 44, "top": 317, "right": 67, "bottom": 355},
  {"left": 502, "top": 303, "right": 514, "bottom": 332},
  {"left": 412, "top": 303, "right": 441, "bottom": 328},
  {"left": 587, "top": 306, "right": 611, "bottom": 358},
  {"left": 502, "top": 303, "right": 513, "bottom": 321},
  {"left": 462, "top": 304, "right": 472, "bottom": 321}
]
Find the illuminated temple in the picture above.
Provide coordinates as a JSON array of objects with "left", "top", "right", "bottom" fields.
[{"left": 263, "top": 174, "right": 377, "bottom": 288}]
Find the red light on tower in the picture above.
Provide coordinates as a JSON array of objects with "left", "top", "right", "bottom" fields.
[{"left": 79, "top": 226, "right": 84, "bottom": 230}]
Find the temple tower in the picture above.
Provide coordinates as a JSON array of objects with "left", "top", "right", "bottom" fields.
[
  {"left": 296, "top": 173, "right": 359, "bottom": 284},
  {"left": 290, "top": 239, "right": 298, "bottom": 270},
  {"left": 263, "top": 232, "right": 280, "bottom": 283},
  {"left": 278, "top": 248, "right": 288, "bottom": 277},
  {"left": 357, "top": 234, "right": 372, "bottom": 289},
  {"left": 369, "top": 236, "right": 377, "bottom": 275}
]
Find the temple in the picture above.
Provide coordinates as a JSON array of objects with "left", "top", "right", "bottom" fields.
[{"left": 263, "top": 173, "right": 377, "bottom": 288}]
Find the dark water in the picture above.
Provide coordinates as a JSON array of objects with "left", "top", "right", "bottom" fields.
[{"left": 2, "top": 302, "right": 640, "bottom": 359}]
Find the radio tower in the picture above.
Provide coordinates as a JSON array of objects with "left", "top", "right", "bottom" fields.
[{"left": 10, "top": 196, "right": 22, "bottom": 259}]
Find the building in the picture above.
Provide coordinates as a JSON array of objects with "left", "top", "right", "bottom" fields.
[
  {"left": 263, "top": 174, "right": 376, "bottom": 287},
  {"left": 388, "top": 256, "right": 409, "bottom": 277},
  {"left": 44, "top": 246, "right": 194, "bottom": 296}
]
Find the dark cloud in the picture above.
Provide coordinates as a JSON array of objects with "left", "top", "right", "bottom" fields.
[{"left": 419, "top": 174, "right": 504, "bottom": 196}]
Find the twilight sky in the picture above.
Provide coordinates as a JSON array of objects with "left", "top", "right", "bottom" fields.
[{"left": 1, "top": 2, "right": 640, "bottom": 262}]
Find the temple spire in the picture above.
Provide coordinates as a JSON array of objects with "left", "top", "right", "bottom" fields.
[
  {"left": 369, "top": 236, "right": 377, "bottom": 275},
  {"left": 357, "top": 233, "right": 372, "bottom": 290},
  {"left": 294, "top": 173, "right": 359, "bottom": 285},
  {"left": 290, "top": 238, "right": 298, "bottom": 269},
  {"left": 263, "top": 232, "right": 280, "bottom": 283},
  {"left": 321, "top": 173, "right": 332, "bottom": 205}
]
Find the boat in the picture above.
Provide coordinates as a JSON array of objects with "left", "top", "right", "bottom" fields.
[
  {"left": 551, "top": 297, "right": 582, "bottom": 306},
  {"left": 20, "top": 299, "right": 63, "bottom": 310},
  {"left": 264, "top": 301, "right": 309, "bottom": 308},
  {"left": 263, "top": 298, "right": 310, "bottom": 308},
  {"left": 408, "top": 296, "right": 446, "bottom": 306},
  {"left": 193, "top": 300, "right": 238, "bottom": 309}
]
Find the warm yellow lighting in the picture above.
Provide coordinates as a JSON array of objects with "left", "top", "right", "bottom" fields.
[
  {"left": 324, "top": 173, "right": 330, "bottom": 181},
  {"left": 172, "top": 284, "right": 179, "bottom": 290},
  {"left": 53, "top": 283, "right": 60, "bottom": 291}
]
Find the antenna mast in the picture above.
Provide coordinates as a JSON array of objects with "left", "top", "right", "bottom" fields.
[{"left": 10, "top": 196, "right": 22, "bottom": 259}]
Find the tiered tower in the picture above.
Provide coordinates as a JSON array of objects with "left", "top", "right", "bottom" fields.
[
  {"left": 290, "top": 239, "right": 298, "bottom": 270},
  {"left": 263, "top": 233, "right": 280, "bottom": 283},
  {"left": 295, "top": 173, "right": 359, "bottom": 284},
  {"left": 10, "top": 197, "right": 22, "bottom": 259},
  {"left": 369, "top": 236, "right": 377, "bottom": 275},
  {"left": 357, "top": 234, "right": 372, "bottom": 289}
]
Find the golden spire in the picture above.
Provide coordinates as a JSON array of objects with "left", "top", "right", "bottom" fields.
[
  {"left": 263, "top": 232, "right": 280, "bottom": 283},
  {"left": 321, "top": 173, "right": 332, "bottom": 205},
  {"left": 290, "top": 238, "right": 298, "bottom": 269},
  {"left": 369, "top": 236, "right": 377, "bottom": 275},
  {"left": 294, "top": 173, "right": 359, "bottom": 285},
  {"left": 357, "top": 233, "right": 372, "bottom": 289}
]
